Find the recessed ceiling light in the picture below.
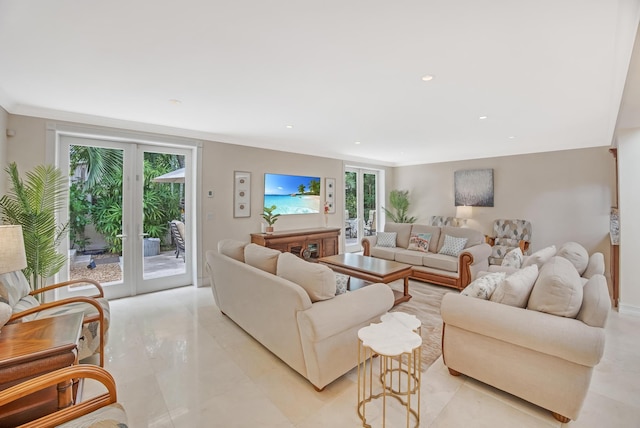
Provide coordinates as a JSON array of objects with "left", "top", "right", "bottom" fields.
[
  {"left": 169, "top": 99, "right": 182, "bottom": 105},
  {"left": 479, "top": 115, "right": 488, "bottom": 120},
  {"left": 354, "top": 141, "right": 361, "bottom": 145},
  {"left": 421, "top": 75, "right": 434, "bottom": 81},
  {"left": 285, "top": 125, "right": 294, "bottom": 129},
  {"left": 508, "top": 136, "right": 516, "bottom": 139}
]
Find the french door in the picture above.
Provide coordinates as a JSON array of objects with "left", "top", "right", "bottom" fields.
[
  {"left": 344, "top": 167, "right": 379, "bottom": 253},
  {"left": 57, "top": 135, "right": 193, "bottom": 300}
]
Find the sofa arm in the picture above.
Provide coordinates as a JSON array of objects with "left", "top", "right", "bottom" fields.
[
  {"left": 297, "top": 283, "right": 394, "bottom": 342},
  {"left": 462, "top": 243, "right": 492, "bottom": 265},
  {"left": 361, "top": 236, "right": 377, "bottom": 256},
  {"left": 441, "top": 293, "right": 605, "bottom": 366}
]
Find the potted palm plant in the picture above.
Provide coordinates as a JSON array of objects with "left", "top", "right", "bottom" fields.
[
  {"left": 262, "top": 205, "right": 280, "bottom": 234},
  {"left": 382, "top": 190, "right": 417, "bottom": 223},
  {"left": 0, "top": 162, "right": 69, "bottom": 293}
]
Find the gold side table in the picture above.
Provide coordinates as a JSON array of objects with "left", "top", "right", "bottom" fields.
[{"left": 357, "top": 318, "right": 422, "bottom": 428}]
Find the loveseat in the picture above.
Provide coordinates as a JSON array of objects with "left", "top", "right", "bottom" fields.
[
  {"left": 205, "top": 239, "right": 395, "bottom": 391},
  {"left": 441, "top": 242, "right": 610, "bottom": 422},
  {"left": 361, "top": 222, "right": 492, "bottom": 290}
]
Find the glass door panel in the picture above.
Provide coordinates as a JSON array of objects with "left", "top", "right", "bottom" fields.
[{"left": 345, "top": 168, "right": 379, "bottom": 252}]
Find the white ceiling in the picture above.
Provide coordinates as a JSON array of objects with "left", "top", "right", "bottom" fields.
[{"left": 1, "top": 1, "right": 639, "bottom": 166}]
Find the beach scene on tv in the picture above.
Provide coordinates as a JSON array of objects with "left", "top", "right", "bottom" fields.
[{"left": 264, "top": 173, "right": 321, "bottom": 215}]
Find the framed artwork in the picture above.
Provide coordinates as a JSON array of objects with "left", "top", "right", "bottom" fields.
[
  {"left": 234, "top": 171, "right": 251, "bottom": 218},
  {"left": 454, "top": 169, "right": 494, "bottom": 207},
  {"left": 325, "top": 177, "right": 336, "bottom": 213}
]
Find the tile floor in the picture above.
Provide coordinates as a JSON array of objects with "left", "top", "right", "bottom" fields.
[{"left": 90, "top": 285, "right": 640, "bottom": 427}]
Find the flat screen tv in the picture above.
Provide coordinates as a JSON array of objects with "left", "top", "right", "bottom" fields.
[{"left": 264, "top": 173, "right": 321, "bottom": 215}]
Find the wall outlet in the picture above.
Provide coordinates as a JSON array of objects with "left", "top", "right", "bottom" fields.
[{"left": 207, "top": 190, "right": 214, "bottom": 198}]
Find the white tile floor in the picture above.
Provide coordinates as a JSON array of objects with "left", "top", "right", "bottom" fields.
[{"left": 91, "top": 285, "right": 640, "bottom": 427}]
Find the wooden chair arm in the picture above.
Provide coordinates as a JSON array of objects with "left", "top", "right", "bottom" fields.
[
  {"left": 9, "top": 296, "right": 107, "bottom": 366},
  {"left": 519, "top": 240, "right": 530, "bottom": 253},
  {"left": 30, "top": 278, "right": 105, "bottom": 298},
  {"left": 0, "top": 365, "right": 118, "bottom": 428},
  {"left": 485, "top": 235, "right": 496, "bottom": 246}
]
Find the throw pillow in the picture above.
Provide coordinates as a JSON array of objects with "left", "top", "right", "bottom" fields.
[
  {"left": 490, "top": 265, "right": 538, "bottom": 308},
  {"left": 407, "top": 233, "right": 432, "bottom": 252},
  {"left": 556, "top": 241, "right": 589, "bottom": 276},
  {"left": 438, "top": 235, "right": 468, "bottom": 257},
  {"left": 376, "top": 232, "right": 397, "bottom": 248},
  {"left": 218, "top": 239, "right": 247, "bottom": 262},
  {"left": 461, "top": 272, "right": 506, "bottom": 300},
  {"left": 244, "top": 244, "right": 281, "bottom": 274},
  {"left": 521, "top": 245, "right": 557, "bottom": 269},
  {"left": 276, "top": 252, "right": 336, "bottom": 302},
  {"left": 501, "top": 248, "right": 524, "bottom": 269},
  {"left": 335, "top": 273, "right": 349, "bottom": 296},
  {"left": 0, "top": 302, "right": 10, "bottom": 330},
  {"left": 527, "top": 256, "right": 583, "bottom": 317}
]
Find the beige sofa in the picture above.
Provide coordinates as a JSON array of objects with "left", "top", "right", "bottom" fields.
[
  {"left": 361, "top": 222, "right": 492, "bottom": 290},
  {"left": 441, "top": 243, "right": 610, "bottom": 422},
  {"left": 205, "top": 239, "right": 395, "bottom": 391}
]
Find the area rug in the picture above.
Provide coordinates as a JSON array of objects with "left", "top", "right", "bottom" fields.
[{"left": 387, "top": 280, "right": 459, "bottom": 371}]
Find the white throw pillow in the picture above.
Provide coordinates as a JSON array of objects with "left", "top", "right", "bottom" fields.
[
  {"left": 376, "top": 232, "right": 397, "bottom": 248},
  {"left": 277, "top": 252, "right": 336, "bottom": 302},
  {"left": 244, "top": 244, "right": 281, "bottom": 274},
  {"left": 527, "top": 256, "right": 583, "bottom": 317},
  {"left": 556, "top": 242, "right": 589, "bottom": 276},
  {"left": 521, "top": 245, "right": 557, "bottom": 269},
  {"left": 407, "top": 233, "right": 432, "bottom": 252},
  {"left": 438, "top": 235, "right": 468, "bottom": 257},
  {"left": 501, "top": 247, "right": 524, "bottom": 269},
  {"left": 461, "top": 272, "right": 506, "bottom": 300},
  {"left": 218, "top": 239, "right": 247, "bottom": 262},
  {"left": 490, "top": 265, "right": 538, "bottom": 308}
]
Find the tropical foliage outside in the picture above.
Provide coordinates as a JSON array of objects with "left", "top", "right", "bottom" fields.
[{"left": 345, "top": 171, "right": 377, "bottom": 221}]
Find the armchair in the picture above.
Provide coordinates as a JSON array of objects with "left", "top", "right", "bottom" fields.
[
  {"left": 0, "top": 365, "right": 128, "bottom": 427},
  {"left": 170, "top": 220, "right": 186, "bottom": 260},
  {"left": 428, "top": 216, "right": 460, "bottom": 227},
  {"left": 486, "top": 219, "right": 532, "bottom": 265},
  {"left": 363, "top": 210, "right": 377, "bottom": 236}
]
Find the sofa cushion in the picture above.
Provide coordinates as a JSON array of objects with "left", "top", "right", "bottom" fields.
[
  {"left": 407, "top": 233, "right": 431, "bottom": 252},
  {"left": 218, "top": 239, "right": 247, "bottom": 262},
  {"left": 577, "top": 274, "right": 610, "bottom": 328},
  {"left": 438, "top": 226, "right": 483, "bottom": 250},
  {"left": 370, "top": 246, "right": 398, "bottom": 261},
  {"left": 521, "top": 245, "right": 556, "bottom": 269},
  {"left": 461, "top": 272, "right": 506, "bottom": 300},
  {"left": 384, "top": 223, "right": 412, "bottom": 248},
  {"left": 583, "top": 252, "right": 605, "bottom": 279},
  {"left": 501, "top": 248, "right": 524, "bottom": 269},
  {"left": 395, "top": 249, "right": 425, "bottom": 265},
  {"left": 556, "top": 242, "right": 589, "bottom": 276},
  {"left": 0, "top": 271, "right": 32, "bottom": 307},
  {"left": 244, "top": 244, "right": 281, "bottom": 274},
  {"left": 527, "top": 256, "right": 583, "bottom": 317},
  {"left": 277, "top": 252, "right": 336, "bottom": 302},
  {"left": 376, "top": 232, "right": 397, "bottom": 247},
  {"left": 490, "top": 264, "right": 538, "bottom": 308},
  {"left": 422, "top": 253, "right": 458, "bottom": 272},
  {"left": 438, "top": 235, "right": 468, "bottom": 257},
  {"left": 409, "top": 224, "right": 441, "bottom": 253}
]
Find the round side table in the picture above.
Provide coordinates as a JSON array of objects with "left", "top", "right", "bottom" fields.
[{"left": 357, "top": 320, "right": 422, "bottom": 428}]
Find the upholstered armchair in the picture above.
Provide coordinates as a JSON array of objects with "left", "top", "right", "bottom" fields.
[
  {"left": 2, "top": 270, "right": 110, "bottom": 367},
  {"left": 0, "top": 365, "right": 128, "bottom": 427},
  {"left": 428, "top": 216, "right": 459, "bottom": 227},
  {"left": 486, "top": 219, "right": 532, "bottom": 265}
]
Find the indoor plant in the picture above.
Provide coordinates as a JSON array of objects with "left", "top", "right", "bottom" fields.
[
  {"left": 262, "top": 205, "right": 280, "bottom": 233},
  {"left": 0, "top": 162, "right": 69, "bottom": 292},
  {"left": 382, "top": 190, "right": 417, "bottom": 223}
]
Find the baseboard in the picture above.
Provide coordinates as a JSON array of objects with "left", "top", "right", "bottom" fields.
[{"left": 618, "top": 302, "right": 640, "bottom": 316}]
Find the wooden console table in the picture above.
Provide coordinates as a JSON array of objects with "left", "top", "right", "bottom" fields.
[
  {"left": 0, "top": 313, "right": 83, "bottom": 427},
  {"left": 251, "top": 227, "right": 340, "bottom": 260}
]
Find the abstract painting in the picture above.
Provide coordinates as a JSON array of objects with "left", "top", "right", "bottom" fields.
[{"left": 454, "top": 169, "right": 494, "bottom": 207}]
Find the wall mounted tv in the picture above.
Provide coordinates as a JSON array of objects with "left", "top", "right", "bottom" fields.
[{"left": 264, "top": 173, "right": 321, "bottom": 215}]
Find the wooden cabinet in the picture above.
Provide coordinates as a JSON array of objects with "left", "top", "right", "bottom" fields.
[{"left": 251, "top": 227, "right": 340, "bottom": 260}]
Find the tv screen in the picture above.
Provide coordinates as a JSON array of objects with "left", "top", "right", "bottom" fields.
[{"left": 264, "top": 173, "right": 321, "bottom": 215}]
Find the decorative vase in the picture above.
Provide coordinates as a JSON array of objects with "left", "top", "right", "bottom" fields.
[{"left": 266, "top": 226, "right": 274, "bottom": 234}]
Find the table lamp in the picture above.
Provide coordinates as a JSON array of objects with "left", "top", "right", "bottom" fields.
[{"left": 0, "top": 225, "right": 27, "bottom": 274}]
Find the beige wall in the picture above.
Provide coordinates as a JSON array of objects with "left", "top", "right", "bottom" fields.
[
  {"left": 4, "top": 113, "right": 620, "bottom": 300},
  {"left": 0, "top": 107, "right": 7, "bottom": 194},
  {"left": 617, "top": 128, "right": 640, "bottom": 314}
]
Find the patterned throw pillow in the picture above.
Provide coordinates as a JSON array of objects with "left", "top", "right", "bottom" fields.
[
  {"left": 461, "top": 272, "right": 506, "bottom": 300},
  {"left": 438, "top": 235, "right": 468, "bottom": 257},
  {"left": 502, "top": 248, "right": 524, "bottom": 269},
  {"left": 335, "top": 273, "right": 349, "bottom": 295},
  {"left": 407, "top": 233, "right": 432, "bottom": 252},
  {"left": 376, "top": 232, "right": 397, "bottom": 248}
]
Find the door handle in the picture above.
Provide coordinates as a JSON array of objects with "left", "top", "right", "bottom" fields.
[
  {"left": 115, "top": 234, "right": 127, "bottom": 239},
  {"left": 139, "top": 233, "right": 149, "bottom": 237}
]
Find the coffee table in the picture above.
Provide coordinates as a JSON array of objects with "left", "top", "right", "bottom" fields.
[{"left": 319, "top": 253, "right": 412, "bottom": 305}]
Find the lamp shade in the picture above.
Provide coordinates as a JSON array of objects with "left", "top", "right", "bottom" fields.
[{"left": 0, "top": 225, "right": 27, "bottom": 274}]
